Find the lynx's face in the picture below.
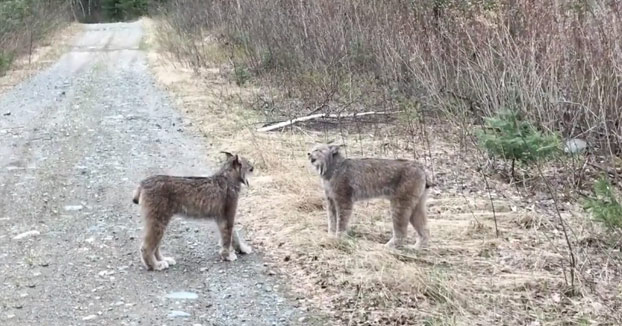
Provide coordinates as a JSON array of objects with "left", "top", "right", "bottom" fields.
[
  {"left": 237, "top": 156, "right": 254, "bottom": 186},
  {"left": 221, "top": 152, "right": 254, "bottom": 186},
  {"left": 307, "top": 144, "right": 341, "bottom": 176}
]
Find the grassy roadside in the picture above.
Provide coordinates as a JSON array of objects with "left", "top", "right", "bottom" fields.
[
  {"left": 0, "top": 23, "right": 83, "bottom": 95},
  {"left": 141, "top": 17, "right": 622, "bottom": 326}
]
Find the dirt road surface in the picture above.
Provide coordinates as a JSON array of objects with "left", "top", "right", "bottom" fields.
[{"left": 0, "top": 22, "right": 310, "bottom": 326}]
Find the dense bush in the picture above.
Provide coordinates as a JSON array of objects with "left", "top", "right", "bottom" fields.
[
  {"left": 101, "top": 0, "right": 149, "bottom": 21},
  {"left": 158, "top": 0, "right": 622, "bottom": 157},
  {"left": 0, "top": 0, "right": 70, "bottom": 75},
  {"left": 71, "top": 0, "right": 153, "bottom": 23}
]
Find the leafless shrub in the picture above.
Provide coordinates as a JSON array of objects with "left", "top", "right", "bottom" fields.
[{"left": 158, "top": 0, "right": 621, "bottom": 154}]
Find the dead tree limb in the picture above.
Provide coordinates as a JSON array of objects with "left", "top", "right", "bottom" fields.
[{"left": 257, "top": 111, "right": 399, "bottom": 132}]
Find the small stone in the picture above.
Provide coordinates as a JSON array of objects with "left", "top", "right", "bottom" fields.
[
  {"left": 3, "top": 112, "right": 10, "bottom": 116},
  {"left": 98, "top": 270, "right": 114, "bottom": 277},
  {"left": 82, "top": 315, "right": 97, "bottom": 321},
  {"left": 13, "top": 230, "right": 40, "bottom": 240},
  {"left": 299, "top": 317, "right": 307, "bottom": 322}
]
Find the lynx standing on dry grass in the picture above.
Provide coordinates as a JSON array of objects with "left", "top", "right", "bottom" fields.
[
  {"left": 308, "top": 144, "right": 432, "bottom": 249},
  {"left": 132, "top": 152, "right": 254, "bottom": 271}
]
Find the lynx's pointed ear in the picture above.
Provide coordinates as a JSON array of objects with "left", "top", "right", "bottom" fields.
[
  {"left": 329, "top": 144, "right": 345, "bottom": 155},
  {"left": 232, "top": 154, "right": 241, "bottom": 167},
  {"left": 220, "top": 151, "right": 234, "bottom": 159}
]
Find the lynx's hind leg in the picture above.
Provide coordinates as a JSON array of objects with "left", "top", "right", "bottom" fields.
[
  {"left": 140, "top": 213, "right": 170, "bottom": 271},
  {"left": 411, "top": 189, "right": 430, "bottom": 250},
  {"left": 386, "top": 198, "right": 413, "bottom": 249}
]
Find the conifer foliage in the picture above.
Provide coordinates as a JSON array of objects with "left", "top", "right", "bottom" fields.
[{"left": 477, "top": 110, "right": 560, "bottom": 176}]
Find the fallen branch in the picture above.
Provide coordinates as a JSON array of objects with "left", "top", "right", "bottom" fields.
[{"left": 257, "top": 111, "right": 399, "bottom": 132}]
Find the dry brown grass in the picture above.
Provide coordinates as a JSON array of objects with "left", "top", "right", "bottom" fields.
[{"left": 142, "top": 18, "right": 622, "bottom": 325}]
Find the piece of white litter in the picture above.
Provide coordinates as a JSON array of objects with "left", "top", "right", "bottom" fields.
[
  {"left": 167, "top": 311, "right": 191, "bottom": 318},
  {"left": 564, "top": 138, "right": 588, "bottom": 154},
  {"left": 64, "top": 205, "right": 84, "bottom": 211},
  {"left": 82, "top": 315, "right": 97, "bottom": 321},
  {"left": 13, "top": 230, "right": 40, "bottom": 240},
  {"left": 165, "top": 291, "right": 198, "bottom": 300}
]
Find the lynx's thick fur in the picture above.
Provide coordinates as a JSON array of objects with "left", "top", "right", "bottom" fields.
[
  {"left": 308, "top": 144, "right": 432, "bottom": 249},
  {"left": 132, "top": 152, "right": 254, "bottom": 271}
]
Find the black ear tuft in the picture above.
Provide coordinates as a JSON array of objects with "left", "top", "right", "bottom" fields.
[{"left": 221, "top": 151, "right": 234, "bottom": 159}]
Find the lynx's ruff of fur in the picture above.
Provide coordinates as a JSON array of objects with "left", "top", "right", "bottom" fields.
[
  {"left": 132, "top": 152, "right": 254, "bottom": 271},
  {"left": 308, "top": 144, "right": 432, "bottom": 249}
]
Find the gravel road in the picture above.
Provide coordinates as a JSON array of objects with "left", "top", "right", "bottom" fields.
[{"left": 0, "top": 22, "right": 310, "bottom": 326}]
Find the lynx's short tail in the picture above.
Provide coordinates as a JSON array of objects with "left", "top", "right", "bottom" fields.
[{"left": 132, "top": 186, "right": 141, "bottom": 204}]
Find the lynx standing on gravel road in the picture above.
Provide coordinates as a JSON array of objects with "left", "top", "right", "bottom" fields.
[
  {"left": 132, "top": 152, "right": 254, "bottom": 271},
  {"left": 308, "top": 144, "right": 433, "bottom": 249}
]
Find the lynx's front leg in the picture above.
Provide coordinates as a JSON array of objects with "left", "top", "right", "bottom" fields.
[
  {"left": 232, "top": 228, "right": 253, "bottom": 254},
  {"left": 335, "top": 197, "right": 353, "bottom": 236},
  {"left": 325, "top": 196, "right": 338, "bottom": 234},
  {"left": 217, "top": 206, "right": 238, "bottom": 261}
]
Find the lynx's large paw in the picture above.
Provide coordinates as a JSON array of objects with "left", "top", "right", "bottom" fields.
[
  {"left": 220, "top": 248, "right": 238, "bottom": 262},
  {"left": 384, "top": 237, "right": 406, "bottom": 250},
  {"left": 161, "top": 256, "right": 177, "bottom": 265},
  {"left": 154, "top": 260, "right": 170, "bottom": 271},
  {"left": 237, "top": 242, "right": 253, "bottom": 255},
  {"left": 413, "top": 238, "right": 430, "bottom": 250}
]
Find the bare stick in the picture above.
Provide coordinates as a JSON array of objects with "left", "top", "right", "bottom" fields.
[{"left": 257, "top": 111, "right": 399, "bottom": 132}]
